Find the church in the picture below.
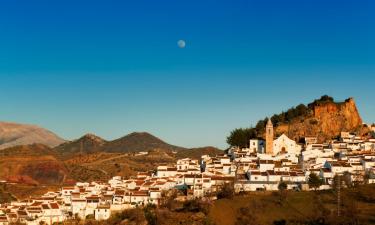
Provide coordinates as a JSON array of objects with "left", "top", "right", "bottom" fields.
[{"left": 250, "top": 119, "right": 302, "bottom": 156}]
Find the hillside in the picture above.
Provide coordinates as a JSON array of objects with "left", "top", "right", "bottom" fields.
[
  {"left": 0, "top": 128, "right": 222, "bottom": 186},
  {"left": 176, "top": 146, "right": 223, "bottom": 159},
  {"left": 209, "top": 185, "right": 375, "bottom": 225},
  {"left": 0, "top": 133, "right": 222, "bottom": 185},
  {"left": 100, "top": 132, "right": 187, "bottom": 153},
  {"left": 275, "top": 97, "right": 365, "bottom": 142},
  {"left": 55, "top": 133, "right": 107, "bottom": 158},
  {"left": 56, "top": 131, "right": 223, "bottom": 160},
  {"left": 0, "top": 144, "right": 68, "bottom": 185},
  {"left": 227, "top": 96, "right": 368, "bottom": 147},
  {"left": 0, "top": 121, "right": 65, "bottom": 149}
]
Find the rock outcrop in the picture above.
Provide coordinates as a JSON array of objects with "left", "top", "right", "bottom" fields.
[{"left": 275, "top": 97, "right": 366, "bottom": 142}]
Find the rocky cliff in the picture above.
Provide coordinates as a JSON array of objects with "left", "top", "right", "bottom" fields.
[{"left": 275, "top": 97, "right": 366, "bottom": 142}]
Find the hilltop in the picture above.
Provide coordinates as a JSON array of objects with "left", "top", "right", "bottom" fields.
[
  {"left": 0, "top": 121, "right": 65, "bottom": 149},
  {"left": 100, "top": 132, "right": 186, "bottom": 153},
  {"left": 227, "top": 96, "right": 369, "bottom": 147},
  {"left": 54, "top": 131, "right": 221, "bottom": 158},
  {"left": 55, "top": 133, "right": 107, "bottom": 158}
]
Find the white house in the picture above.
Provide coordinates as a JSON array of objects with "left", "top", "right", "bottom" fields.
[{"left": 94, "top": 205, "right": 111, "bottom": 221}]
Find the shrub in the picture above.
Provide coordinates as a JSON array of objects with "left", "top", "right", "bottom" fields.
[
  {"left": 182, "top": 199, "right": 210, "bottom": 215},
  {"left": 217, "top": 182, "right": 234, "bottom": 199},
  {"left": 308, "top": 173, "right": 323, "bottom": 190}
]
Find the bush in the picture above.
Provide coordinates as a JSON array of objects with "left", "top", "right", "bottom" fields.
[
  {"left": 217, "top": 183, "right": 234, "bottom": 199},
  {"left": 235, "top": 199, "right": 265, "bottom": 225},
  {"left": 144, "top": 204, "right": 157, "bottom": 225},
  {"left": 182, "top": 199, "right": 210, "bottom": 215},
  {"left": 107, "top": 208, "right": 146, "bottom": 225},
  {"left": 309, "top": 119, "right": 318, "bottom": 125}
]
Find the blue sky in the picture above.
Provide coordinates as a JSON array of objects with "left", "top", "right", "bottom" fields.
[{"left": 0, "top": 0, "right": 374, "bottom": 148}]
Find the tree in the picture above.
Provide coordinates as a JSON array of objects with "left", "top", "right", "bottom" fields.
[
  {"left": 226, "top": 128, "right": 257, "bottom": 148},
  {"left": 277, "top": 181, "right": 288, "bottom": 205},
  {"left": 343, "top": 171, "right": 353, "bottom": 188},
  {"left": 160, "top": 189, "right": 178, "bottom": 210},
  {"left": 309, "top": 95, "right": 334, "bottom": 107},
  {"left": 295, "top": 104, "right": 308, "bottom": 116},
  {"left": 278, "top": 181, "right": 287, "bottom": 191},
  {"left": 143, "top": 204, "right": 157, "bottom": 225},
  {"left": 308, "top": 173, "right": 323, "bottom": 190}
]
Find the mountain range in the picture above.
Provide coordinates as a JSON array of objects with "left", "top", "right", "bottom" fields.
[
  {"left": 0, "top": 122, "right": 222, "bottom": 185},
  {"left": 0, "top": 122, "right": 219, "bottom": 155}
]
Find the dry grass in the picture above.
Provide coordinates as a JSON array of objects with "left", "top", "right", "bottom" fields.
[
  {"left": 209, "top": 185, "right": 375, "bottom": 225},
  {"left": 6, "top": 184, "right": 60, "bottom": 200}
]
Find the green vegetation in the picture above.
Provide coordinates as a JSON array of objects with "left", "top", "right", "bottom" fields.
[
  {"left": 226, "top": 128, "right": 258, "bottom": 148},
  {"left": 308, "top": 173, "right": 323, "bottom": 190},
  {"left": 308, "top": 94, "right": 335, "bottom": 107},
  {"left": 226, "top": 95, "right": 335, "bottom": 147}
]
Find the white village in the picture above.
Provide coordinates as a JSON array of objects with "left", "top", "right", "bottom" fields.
[{"left": 1, "top": 120, "right": 375, "bottom": 225}]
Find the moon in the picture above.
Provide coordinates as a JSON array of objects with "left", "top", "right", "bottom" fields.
[{"left": 177, "top": 40, "right": 186, "bottom": 48}]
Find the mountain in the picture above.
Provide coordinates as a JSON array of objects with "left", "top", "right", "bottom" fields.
[
  {"left": 0, "top": 144, "right": 68, "bottom": 185},
  {"left": 100, "top": 132, "right": 187, "bottom": 153},
  {"left": 0, "top": 130, "right": 221, "bottom": 185},
  {"left": 0, "top": 121, "right": 65, "bottom": 150},
  {"left": 55, "top": 133, "right": 106, "bottom": 157}
]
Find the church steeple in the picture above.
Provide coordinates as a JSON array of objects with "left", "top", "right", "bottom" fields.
[{"left": 265, "top": 118, "right": 274, "bottom": 155}]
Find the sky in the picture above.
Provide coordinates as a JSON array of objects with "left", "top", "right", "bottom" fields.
[{"left": 0, "top": 0, "right": 374, "bottom": 148}]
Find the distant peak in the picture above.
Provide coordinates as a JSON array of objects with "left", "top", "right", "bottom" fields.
[
  {"left": 129, "top": 132, "right": 152, "bottom": 136},
  {"left": 80, "top": 133, "right": 106, "bottom": 141},
  {"left": 82, "top": 133, "right": 99, "bottom": 138}
]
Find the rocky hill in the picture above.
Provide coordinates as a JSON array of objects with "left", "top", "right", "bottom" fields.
[
  {"left": 0, "top": 121, "right": 65, "bottom": 149},
  {"left": 55, "top": 133, "right": 107, "bottom": 158},
  {"left": 275, "top": 97, "right": 365, "bottom": 142},
  {"left": 227, "top": 96, "right": 369, "bottom": 147}
]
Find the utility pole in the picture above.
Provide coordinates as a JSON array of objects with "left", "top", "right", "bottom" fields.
[{"left": 337, "top": 175, "right": 341, "bottom": 217}]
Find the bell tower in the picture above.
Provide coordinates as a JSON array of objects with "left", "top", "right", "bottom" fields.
[{"left": 265, "top": 119, "right": 274, "bottom": 155}]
